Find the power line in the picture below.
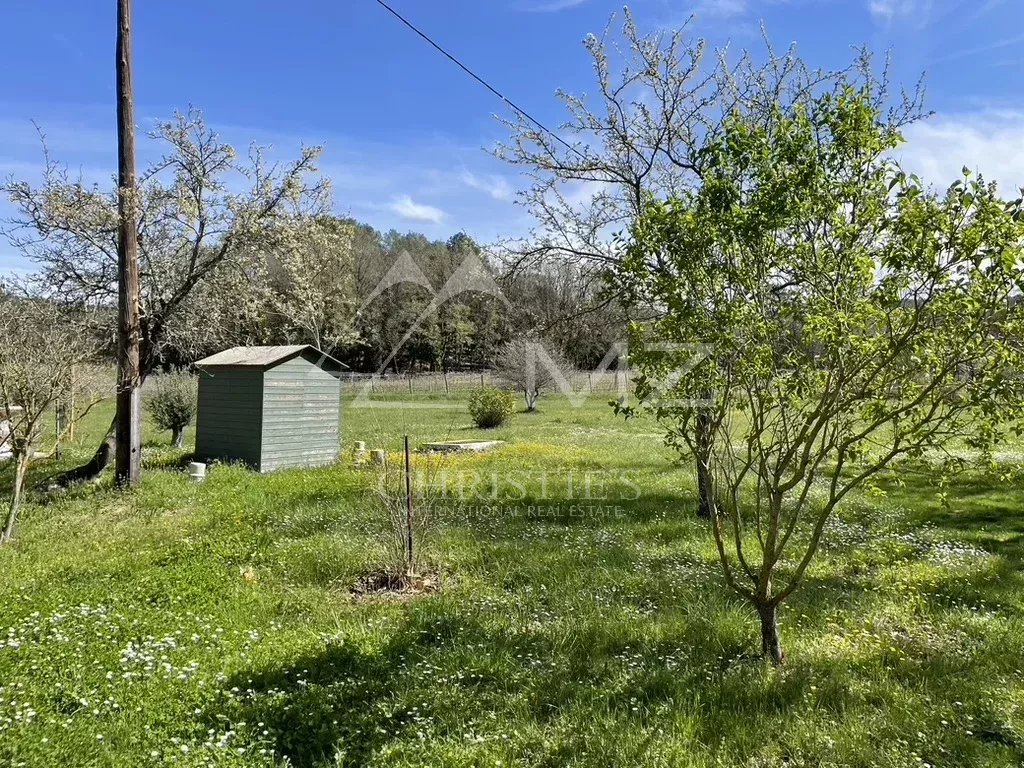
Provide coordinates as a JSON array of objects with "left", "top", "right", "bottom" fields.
[{"left": 371, "top": 0, "right": 585, "bottom": 160}]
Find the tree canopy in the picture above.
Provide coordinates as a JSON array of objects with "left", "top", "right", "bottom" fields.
[{"left": 617, "top": 84, "right": 1024, "bottom": 663}]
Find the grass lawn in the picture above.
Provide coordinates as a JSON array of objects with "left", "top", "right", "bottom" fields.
[{"left": 0, "top": 392, "right": 1022, "bottom": 766}]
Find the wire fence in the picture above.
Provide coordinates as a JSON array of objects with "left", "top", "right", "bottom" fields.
[{"left": 340, "top": 370, "right": 632, "bottom": 396}]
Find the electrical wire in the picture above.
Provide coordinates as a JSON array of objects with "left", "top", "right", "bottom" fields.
[{"left": 371, "top": 0, "right": 586, "bottom": 160}]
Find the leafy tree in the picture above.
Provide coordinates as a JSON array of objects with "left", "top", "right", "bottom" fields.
[
  {"left": 617, "top": 87, "right": 1024, "bottom": 663},
  {"left": 174, "top": 216, "right": 359, "bottom": 359},
  {"left": 144, "top": 371, "right": 197, "bottom": 449},
  {"left": 262, "top": 217, "right": 359, "bottom": 352},
  {"left": 498, "top": 11, "right": 922, "bottom": 517}
]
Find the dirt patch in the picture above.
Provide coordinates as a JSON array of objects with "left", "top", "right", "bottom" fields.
[{"left": 351, "top": 568, "right": 442, "bottom": 599}]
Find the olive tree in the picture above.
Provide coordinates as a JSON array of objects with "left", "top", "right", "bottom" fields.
[
  {"left": 0, "top": 294, "right": 106, "bottom": 543},
  {"left": 617, "top": 87, "right": 1024, "bottom": 664},
  {"left": 144, "top": 371, "right": 197, "bottom": 449},
  {"left": 2, "top": 109, "right": 329, "bottom": 480}
]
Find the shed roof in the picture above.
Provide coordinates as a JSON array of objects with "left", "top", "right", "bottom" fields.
[{"left": 195, "top": 345, "right": 348, "bottom": 371}]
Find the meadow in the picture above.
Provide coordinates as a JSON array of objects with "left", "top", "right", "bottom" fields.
[{"left": 0, "top": 391, "right": 1022, "bottom": 767}]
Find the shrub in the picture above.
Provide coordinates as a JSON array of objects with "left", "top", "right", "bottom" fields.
[
  {"left": 144, "top": 371, "right": 198, "bottom": 448},
  {"left": 468, "top": 387, "right": 515, "bottom": 429}
]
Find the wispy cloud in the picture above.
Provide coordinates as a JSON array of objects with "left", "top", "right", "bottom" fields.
[
  {"left": 969, "top": 0, "right": 1007, "bottom": 20},
  {"left": 693, "top": 0, "right": 749, "bottom": 19},
  {"left": 521, "top": 0, "right": 589, "bottom": 12},
  {"left": 460, "top": 170, "right": 515, "bottom": 201},
  {"left": 388, "top": 195, "right": 447, "bottom": 224},
  {"left": 897, "top": 110, "right": 1024, "bottom": 193},
  {"left": 868, "top": 0, "right": 932, "bottom": 23},
  {"left": 931, "top": 33, "right": 1024, "bottom": 64}
]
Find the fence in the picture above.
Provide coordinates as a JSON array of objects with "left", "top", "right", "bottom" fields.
[{"left": 340, "top": 370, "right": 632, "bottom": 396}]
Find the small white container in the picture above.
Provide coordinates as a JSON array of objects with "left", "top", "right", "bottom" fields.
[{"left": 188, "top": 461, "right": 207, "bottom": 483}]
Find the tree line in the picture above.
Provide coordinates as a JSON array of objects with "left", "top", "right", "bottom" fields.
[
  {"left": 165, "top": 221, "right": 625, "bottom": 375},
  {"left": 1, "top": 115, "right": 624, "bottom": 378}
]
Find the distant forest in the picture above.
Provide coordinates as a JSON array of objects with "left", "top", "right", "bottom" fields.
[{"left": 157, "top": 219, "right": 626, "bottom": 375}]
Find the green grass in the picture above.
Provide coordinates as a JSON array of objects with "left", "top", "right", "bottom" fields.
[{"left": 0, "top": 392, "right": 1022, "bottom": 766}]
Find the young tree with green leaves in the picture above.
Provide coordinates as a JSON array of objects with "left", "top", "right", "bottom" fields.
[
  {"left": 498, "top": 10, "right": 924, "bottom": 519},
  {"left": 616, "top": 87, "right": 1024, "bottom": 664}
]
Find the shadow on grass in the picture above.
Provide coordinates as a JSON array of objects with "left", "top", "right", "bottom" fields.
[
  {"left": 875, "top": 469, "right": 1024, "bottom": 566},
  {"left": 208, "top": 591, "right": 1024, "bottom": 768},
  {"left": 212, "top": 640, "right": 408, "bottom": 767}
]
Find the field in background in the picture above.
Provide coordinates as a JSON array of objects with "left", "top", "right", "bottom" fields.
[
  {"left": 340, "top": 369, "right": 630, "bottom": 397},
  {"left": 0, "top": 392, "right": 1021, "bottom": 766}
]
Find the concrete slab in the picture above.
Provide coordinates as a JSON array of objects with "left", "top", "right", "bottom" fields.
[{"left": 422, "top": 440, "right": 505, "bottom": 453}]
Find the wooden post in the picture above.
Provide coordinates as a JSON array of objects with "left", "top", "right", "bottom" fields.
[
  {"left": 403, "top": 434, "right": 414, "bottom": 575},
  {"left": 408, "top": 374, "right": 413, "bottom": 394},
  {"left": 67, "top": 365, "right": 76, "bottom": 441},
  {"left": 54, "top": 404, "right": 63, "bottom": 461},
  {"left": 115, "top": 0, "right": 142, "bottom": 487}
]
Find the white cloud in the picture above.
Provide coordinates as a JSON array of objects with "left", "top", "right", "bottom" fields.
[
  {"left": 897, "top": 110, "right": 1024, "bottom": 193},
  {"left": 868, "top": 0, "right": 929, "bottom": 22},
  {"left": 388, "top": 195, "right": 447, "bottom": 224},
  {"left": 460, "top": 170, "right": 515, "bottom": 201},
  {"left": 522, "top": 0, "right": 589, "bottom": 11},
  {"left": 694, "top": 0, "right": 749, "bottom": 19}
]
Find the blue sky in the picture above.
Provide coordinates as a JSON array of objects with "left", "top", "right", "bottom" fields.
[{"left": 2, "top": 0, "right": 1022, "bottom": 272}]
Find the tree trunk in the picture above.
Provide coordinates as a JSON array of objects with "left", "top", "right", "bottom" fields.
[
  {"left": 695, "top": 410, "right": 713, "bottom": 519},
  {"left": 758, "top": 602, "right": 785, "bottom": 665},
  {"left": 2, "top": 454, "right": 28, "bottom": 544},
  {"left": 172, "top": 428, "right": 184, "bottom": 449},
  {"left": 696, "top": 453, "right": 712, "bottom": 519}
]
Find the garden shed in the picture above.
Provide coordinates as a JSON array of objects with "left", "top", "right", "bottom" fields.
[{"left": 194, "top": 345, "right": 347, "bottom": 472}]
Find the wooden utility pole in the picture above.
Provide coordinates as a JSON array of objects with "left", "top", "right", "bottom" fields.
[{"left": 115, "top": 0, "right": 142, "bottom": 486}]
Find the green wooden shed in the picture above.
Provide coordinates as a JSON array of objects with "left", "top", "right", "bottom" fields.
[{"left": 194, "top": 345, "right": 347, "bottom": 472}]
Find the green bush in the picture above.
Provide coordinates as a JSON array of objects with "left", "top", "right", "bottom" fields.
[
  {"left": 468, "top": 387, "right": 515, "bottom": 429},
  {"left": 144, "top": 371, "right": 198, "bottom": 448}
]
